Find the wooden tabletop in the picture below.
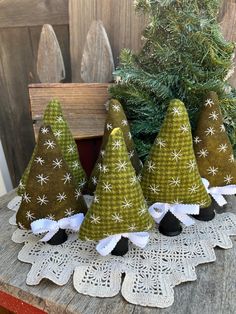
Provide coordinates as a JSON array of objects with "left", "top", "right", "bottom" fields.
[{"left": 0, "top": 190, "right": 236, "bottom": 314}]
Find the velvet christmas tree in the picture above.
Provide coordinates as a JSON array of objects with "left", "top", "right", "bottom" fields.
[
  {"left": 16, "top": 125, "right": 87, "bottom": 244},
  {"left": 79, "top": 128, "right": 153, "bottom": 255},
  {"left": 193, "top": 91, "right": 236, "bottom": 220},
  {"left": 18, "top": 100, "right": 87, "bottom": 196},
  {"left": 141, "top": 99, "right": 211, "bottom": 235},
  {"left": 87, "top": 99, "right": 142, "bottom": 194}
]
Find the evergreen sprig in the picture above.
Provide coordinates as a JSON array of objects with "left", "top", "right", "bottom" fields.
[{"left": 110, "top": 0, "right": 236, "bottom": 159}]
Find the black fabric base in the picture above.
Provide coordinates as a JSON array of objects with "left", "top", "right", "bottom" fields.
[
  {"left": 193, "top": 206, "right": 216, "bottom": 222},
  {"left": 47, "top": 229, "right": 68, "bottom": 245},
  {"left": 158, "top": 211, "right": 182, "bottom": 237},
  {"left": 111, "top": 237, "right": 129, "bottom": 256}
]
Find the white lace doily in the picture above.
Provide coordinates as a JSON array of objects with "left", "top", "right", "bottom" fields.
[{"left": 10, "top": 211, "right": 236, "bottom": 308}]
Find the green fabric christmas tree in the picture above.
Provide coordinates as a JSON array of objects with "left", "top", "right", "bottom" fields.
[
  {"left": 18, "top": 99, "right": 87, "bottom": 196},
  {"left": 87, "top": 99, "right": 142, "bottom": 194},
  {"left": 16, "top": 125, "right": 88, "bottom": 230},
  {"left": 141, "top": 99, "right": 211, "bottom": 207},
  {"left": 194, "top": 91, "right": 236, "bottom": 187},
  {"left": 79, "top": 127, "right": 153, "bottom": 241}
]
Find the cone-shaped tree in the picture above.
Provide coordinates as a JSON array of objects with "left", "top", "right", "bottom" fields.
[
  {"left": 79, "top": 128, "right": 153, "bottom": 241},
  {"left": 18, "top": 99, "right": 87, "bottom": 196},
  {"left": 193, "top": 91, "right": 236, "bottom": 187},
  {"left": 16, "top": 125, "right": 88, "bottom": 230},
  {"left": 141, "top": 99, "right": 211, "bottom": 207},
  {"left": 87, "top": 99, "right": 142, "bottom": 194}
]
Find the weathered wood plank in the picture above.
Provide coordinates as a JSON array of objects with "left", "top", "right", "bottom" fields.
[
  {"left": 37, "top": 24, "right": 65, "bottom": 83},
  {"left": 0, "top": 0, "right": 68, "bottom": 28},
  {"left": 29, "top": 83, "right": 110, "bottom": 139},
  {"left": 81, "top": 20, "right": 114, "bottom": 83},
  {"left": 69, "top": 0, "right": 147, "bottom": 82}
]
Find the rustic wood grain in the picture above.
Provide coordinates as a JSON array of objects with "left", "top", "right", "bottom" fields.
[
  {"left": 69, "top": 0, "right": 147, "bottom": 82},
  {"left": 0, "top": 0, "right": 68, "bottom": 28},
  {"left": 81, "top": 20, "right": 114, "bottom": 83},
  {"left": 37, "top": 24, "right": 65, "bottom": 83},
  {"left": 29, "top": 83, "right": 110, "bottom": 139},
  {"left": 0, "top": 191, "right": 235, "bottom": 314}
]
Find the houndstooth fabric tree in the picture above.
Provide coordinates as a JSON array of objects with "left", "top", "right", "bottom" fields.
[
  {"left": 16, "top": 125, "right": 88, "bottom": 231},
  {"left": 141, "top": 99, "right": 211, "bottom": 223},
  {"left": 87, "top": 99, "right": 142, "bottom": 194},
  {"left": 79, "top": 128, "right": 153, "bottom": 254},
  {"left": 194, "top": 91, "right": 236, "bottom": 187},
  {"left": 18, "top": 100, "right": 87, "bottom": 196}
]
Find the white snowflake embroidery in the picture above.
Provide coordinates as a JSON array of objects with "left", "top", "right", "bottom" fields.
[
  {"left": 128, "top": 150, "right": 134, "bottom": 159},
  {"left": 188, "top": 184, "right": 199, "bottom": 194},
  {"left": 204, "top": 99, "right": 214, "bottom": 107},
  {"left": 128, "top": 132, "right": 132, "bottom": 140},
  {"left": 46, "top": 214, "right": 55, "bottom": 220},
  {"left": 41, "top": 127, "right": 49, "bottom": 134},
  {"left": 36, "top": 174, "right": 49, "bottom": 185},
  {"left": 67, "top": 144, "right": 76, "bottom": 154},
  {"left": 121, "top": 119, "right": 128, "bottom": 126},
  {"left": 56, "top": 192, "right": 67, "bottom": 202},
  {"left": 149, "top": 184, "right": 160, "bottom": 194},
  {"left": 187, "top": 160, "right": 196, "bottom": 172},
  {"left": 172, "top": 198, "right": 183, "bottom": 205},
  {"left": 172, "top": 107, "right": 181, "bottom": 116},
  {"left": 52, "top": 158, "right": 63, "bottom": 168},
  {"left": 65, "top": 208, "right": 75, "bottom": 217},
  {"left": 128, "top": 224, "right": 137, "bottom": 231},
  {"left": 112, "top": 104, "right": 120, "bottom": 112},
  {"left": 156, "top": 138, "right": 166, "bottom": 148},
  {"left": 193, "top": 136, "right": 201, "bottom": 144},
  {"left": 115, "top": 160, "right": 127, "bottom": 171},
  {"left": 199, "top": 200, "right": 208, "bottom": 207},
  {"left": 102, "top": 182, "right": 112, "bottom": 192},
  {"left": 18, "top": 222, "right": 26, "bottom": 230},
  {"left": 26, "top": 211, "right": 35, "bottom": 221},
  {"left": 97, "top": 163, "right": 103, "bottom": 171},
  {"left": 22, "top": 192, "right": 31, "bottom": 203},
  {"left": 18, "top": 180, "right": 25, "bottom": 189},
  {"left": 197, "top": 149, "right": 209, "bottom": 158},
  {"left": 75, "top": 189, "right": 81, "bottom": 200},
  {"left": 229, "top": 154, "right": 234, "bottom": 163},
  {"left": 130, "top": 175, "right": 138, "bottom": 185},
  {"left": 138, "top": 205, "right": 147, "bottom": 216},
  {"left": 171, "top": 149, "right": 182, "bottom": 162},
  {"left": 220, "top": 124, "right": 226, "bottom": 132},
  {"left": 147, "top": 161, "right": 156, "bottom": 173},
  {"left": 94, "top": 195, "right": 99, "bottom": 203},
  {"left": 79, "top": 178, "right": 86, "bottom": 188},
  {"left": 217, "top": 143, "right": 228, "bottom": 153},
  {"left": 180, "top": 124, "right": 189, "bottom": 133},
  {"left": 62, "top": 173, "right": 72, "bottom": 184},
  {"left": 102, "top": 165, "right": 109, "bottom": 173},
  {"left": 137, "top": 174, "right": 142, "bottom": 182},
  {"left": 111, "top": 213, "right": 123, "bottom": 223},
  {"left": 209, "top": 111, "right": 219, "bottom": 120},
  {"left": 205, "top": 127, "right": 215, "bottom": 136},
  {"left": 224, "top": 174, "right": 233, "bottom": 184},
  {"left": 35, "top": 157, "right": 45, "bottom": 165},
  {"left": 121, "top": 197, "right": 133, "bottom": 208},
  {"left": 44, "top": 140, "right": 56, "bottom": 149},
  {"left": 72, "top": 161, "right": 80, "bottom": 170},
  {"left": 100, "top": 150, "right": 105, "bottom": 157},
  {"left": 54, "top": 130, "right": 62, "bottom": 138},
  {"left": 169, "top": 177, "right": 181, "bottom": 187},
  {"left": 107, "top": 123, "right": 113, "bottom": 130},
  {"left": 92, "top": 176, "right": 97, "bottom": 185},
  {"left": 37, "top": 195, "right": 49, "bottom": 205},
  {"left": 207, "top": 166, "right": 218, "bottom": 176},
  {"left": 56, "top": 116, "right": 64, "bottom": 123},
  {"left": 90, "top": 214, "right": 101, "bottom": 224},
  {"left": 112, "top": 140, "right": 122, "bottom": 150}
]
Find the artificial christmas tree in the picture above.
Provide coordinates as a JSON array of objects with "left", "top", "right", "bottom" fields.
[
  {"left": 141, "top": 99, "right": 211, "bottom": 236},
  {"left": 79, "top": 128, "right": 153, "bottom": 256},
  {"left": 193, "top": 91, "right": 236, "bottom": 221},
  {"left": 16, "top": 125, "right": 87, "bottom": 245},
  {"left": 18, "top": 99, "right": 87, "bottom": 196},
  {"left": 110, "top": 0, "right": 236, "bottom": 160},
  {"left": 87, "top": 99, "right": 142, "bottom": 194}
]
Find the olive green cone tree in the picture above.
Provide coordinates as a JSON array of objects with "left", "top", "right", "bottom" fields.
[
  {"left": 79, "top": 128, "right": 153, "bottom": 255},
  {"left": 16, "top": 125, "right": 88, "bottom": 236},
  {"left": 87, "top": 99, "right": 142, "bottom": 194}
]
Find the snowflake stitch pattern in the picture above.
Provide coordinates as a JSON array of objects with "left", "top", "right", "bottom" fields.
[
  {"left": 36, "top": 174, "right": 49, "bottom": 186},
  {"left": 22, "top": 193, "right": 31, "bottom": 203},
  {"left": 224, "top": 175, "right": 233, "bottom": 184},
  {"left": 65, "top": 208, "right": 75, "bottom": 217},
  {"left": 229, "top": 154, "right": 234, "bottom": 163},
  {"left": 41, "top": 127, "right": 49, "bottom": 134},
  {"left": 128, "top": 150, "right": 134, "bottom": 159},
  {"left": 94, "top": 195, "right": 99, "bottom": 203},
  {"left": 72, "top": 161, "right": 80, "bottom": 170},
  {"left": 112, "top": 104, "right": 120, "bottom": 112},
  {"left": 111, "top": 213, "right": 123, "bottom": 223},
  {"left": 217, "top": 144, "right": 228, "bottom": 153},
  {"left": 121, "top": 119, "right": 128, "bottom": 126},
  {"left": 101, "top": 165, "right": 109, "bottom": 173},
  {"left": 128, "top": 223, "right": 137, "bottom": 231},
  {"left": 112, "top": 140, "right": 122, "bottom": 150},
  {"left": 220, "top": 124, "right": 226, "bottom": 132},
  {"left": 209, "top": 111, "right": 219, "bottom": 121},
  {"left": 56, "top": 192, "right": 67, "bottom": 202},
  {"left": 188, "top": 184, "right": 199, "bottom": 194},
  {"left": 171, "top": 149, "right": 182, "bottom": 162},
  {"left": 193, "top": 136, "right": 201, "bottom": 144},
  {"left": 102, "top": 182, "right": 112, "bottom": 192},
  {"left": 90, "top": 214, "right": 101, "bottom": 224},
  {"left": 121, "top": 197, "right": 132, "bottom": 208},
  {"left": 75, "top": 189, "right": 81, "bottom": 200},
  {"left": 169, "top": 177, "right": 181, "bottom": 187},
  {"left": 54, "top": 130, "right": 62, "bottom": 138},
  {"left": 172, "top": 107, "right": 181, "bottom": 116},
  {"left": 207, "top": 166, "right": 218, "bottom": 176},
  {"left": 147, "top": 161, "right": 156, "bottom": 173},
  {"left": 197, "top": 149, "right": 209, "bottom": 158},
  {"left": 92, "top": 177, "right": 97, "bottom": 186},
  {"left": 149, "top": 184, "right": 160, "bottom": 194},
  {"left": 179, "top": 124, "right": 189, "bottom": 133},
  {"left": 56, "top": 116, "right": 64, "bottom": 123},
  {"left": 186, "top": 160, "right": 196, "bottom": 172},
  {"left": 115, "top": 160, "right": 128, "bottom": 172},
  {"left": 107, "top": 123, "right": 113, "bottom": 131},
  {"left": 26, "top": 211, "right": 35, "bottom": 221},
  {"left": 204, "top": 99, "right": 214, "bottom": 107},
  {"left": 130, "top": 175, "right": 138, "bottom": 185},
  {"left": 35, "top": 157, "right": 45, "bottom": 165},
  {"left": 36, "top": 195, "right": 49, "bottom": 206},
  {"left": 205, "top": 127, "right": 215, "bottom": 136},
  {"left": 52, "top": 159, "right": 63, "bottom": 169},
  {"left": 46, "top": 214, "right": 55, "bottom": 220},
  {"left": 156, "top": 138, "right": 166, "bottom": 148},
  {"left": 138, "top": 205, "right": 147, "bottom": 216},
  {"left": 44, "top": 140, "right": 56, "bottom": 149},
  {"left": 67, "top": 144, "right": 76, "bottom": 154},
  {"left": 62, "top": 173, "right": 72, "bottom": 184},
  {"left": 79, "top": 178, "right": 86, "bottom": 188}
]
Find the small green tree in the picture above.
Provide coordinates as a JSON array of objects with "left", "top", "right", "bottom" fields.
[{"left": 110, "top": 0, "right": 236, "bottom": 159}]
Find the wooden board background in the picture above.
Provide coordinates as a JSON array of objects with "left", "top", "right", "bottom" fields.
[{"left": 0, "top": 0, "right": 236, "bottom": 187}]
